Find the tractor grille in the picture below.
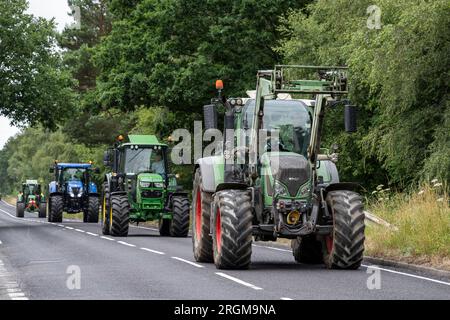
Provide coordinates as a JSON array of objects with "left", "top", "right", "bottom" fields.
[
  {"left": 271, "top": 155, "right": 310, "bottom": 196},
  {"left": 141, "top": 190, "right": 162, "bottom": 198}
]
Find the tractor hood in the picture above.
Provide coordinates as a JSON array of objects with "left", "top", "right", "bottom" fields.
[
  {"left": 67, "top": 180, "right": 83, "bottom": 196},
  {"left": 138, "top": 173, "right": 164, "bottom": 184},
  {"left": 261, "top": 151, "right": 311, "bottom": 197}
]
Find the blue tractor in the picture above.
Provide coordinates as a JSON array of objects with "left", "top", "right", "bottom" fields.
[{"left": 48, "top": 162, "right": 100, "bottom": 223}]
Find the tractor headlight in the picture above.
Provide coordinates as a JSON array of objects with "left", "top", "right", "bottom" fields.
[
  {"left": 154, "top": 182, "right": 165, "bottom": 188},
  {"left": 274, "top": 181, "right": 289, "bottom": 196},
  {"left": 140, "top": 181, "right": 151, "bottom": 188}
]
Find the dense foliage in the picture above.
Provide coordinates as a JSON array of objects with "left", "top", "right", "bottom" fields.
[{"left": 0, "top": 0, "right": 448, "bottom": 195}]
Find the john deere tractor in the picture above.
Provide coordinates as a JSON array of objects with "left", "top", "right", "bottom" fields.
[
  {"left": 47, "top": 162, "right": 100, "bottom": 223},
  {"left": 193, "top": 65, "right": 365, "bottom": 270},
  {"left": 16, "top": 180, "right": 46, "bottom": 218},
  {"left": 101, "top": 135, "right": 190, "bottom": 237}
]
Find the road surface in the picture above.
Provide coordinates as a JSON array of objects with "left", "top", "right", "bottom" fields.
[{"left": 0, "top": 200, "right": 449, "bottom": 300}]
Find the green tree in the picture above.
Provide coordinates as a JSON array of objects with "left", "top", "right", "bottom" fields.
[{"left": 0, "top": 0, "right": 75, "bottom": 129}]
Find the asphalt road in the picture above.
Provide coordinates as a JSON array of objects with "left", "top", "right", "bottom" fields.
[{"left": 0, "top": 200, "right": 449, "bottom": 300}]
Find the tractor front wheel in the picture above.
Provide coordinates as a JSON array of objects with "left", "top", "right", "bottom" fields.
[
  {"left": 322, "top": 190, "right": 365, "bottom": 269},
  {"left": 110, "top": 194, "right": 129, "bottom": 237},
  {"left": 170, "top": 196, "right": 190, "bottom": 237},
  {"left": 38, "top": 202, "right": 46, "bottom": 218},
  {"left": 48, "top": 195, "right": 63, "bottom": 223},
  {"left": 16, "top": 202, "right": 25, "bottom": 218},
  {"left": 213, "top": 190, "right": 253, "bottom": 269},
  {"left": 192, "top": 169, "right": 213, "bottom": 262},
  {"left": 292, "top": 235, "right": 323, "bottom": 264},
  {"left": 84, "top": 196, "right": 99, "bottom": 223}
]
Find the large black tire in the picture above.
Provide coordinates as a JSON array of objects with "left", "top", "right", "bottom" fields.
[
  {"left": 84, "top": 196, "right": 99, "bottom": 223},
  {"left": 48, "top": 195, "right": 63, "bottom": 223},
  {"left": 170, "top": 196, "right": 190, "bottom": 237},
  {"left": 38, "top": 202, "right": 46, "bottom": 218},
  {"left": 213, "top": 190, "right": 253, "bottom": 269},
  {"left": 16, "top": 202, "right": 25, "bottom": 218},
  {"left": 110, "top": 194, "right": 129, "bottom": 237},
  {"left": 322, "top": 190, "right": 365, "bottom": 269},
  {"left": 191, "top": 169, "right": 213, "bottom": 262},
  {"left": 159, "top": 218, "right": 171, "bottom": 236},
  {"left": 292, "top": 235, "right": 323, "bottom": 264},
  {"left": 101, "top": 183, "right": 111, "bottom": 235}
]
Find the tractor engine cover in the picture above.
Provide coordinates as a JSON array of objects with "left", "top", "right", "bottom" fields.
[{"left": 271, "top": 154, "right": 311, "bottom": 196}]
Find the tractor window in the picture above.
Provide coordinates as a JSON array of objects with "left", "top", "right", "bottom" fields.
[
  {"left": 244, "top": 100, "right": 311, "bottom": 157},
  {"left": 61, "top": 168, "right": 86, "bottom": 182},
  {"left": 124, "top": 147, "right": 166, "bottom": 175}
]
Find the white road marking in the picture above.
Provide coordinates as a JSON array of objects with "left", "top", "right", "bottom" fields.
[
  {"left": 280, "top": 297, "right": 293, "bottom": 300},
  {"left": 0, "top": 240, "right": 2, "bottom": 244},
  {"left": 172, "top": 257, "right": 204, "bottom": 268},
  {"left": 57, "top": 224, "right": 65, "bottom": 227},
  {"left": 8, "top": 292, "right": 25, "bottom": 297},
  {"left": 100, "top": 236, "right": 115, "bottom": 241},
  {"left": 1, "top": 200, "right": 15, "bottom": 208},
  {"left": 11, "top": 297, "right": 29, "bottom": 300},
  {"left": 117, "top": 241, "right": 136, "bottom": 247},
  {"left": 0, "top": 258, "right": 28, "bottom": 300},
  {"left": 215, "top": 272, "right": 263, "bottom": 290},
  {"left": 86, "top": 232, "right": 98, "bottom": 236},
  {"left": 65, "top": 226, "right": 74, "bottom": 230},
  {"left": 140, "top": 247, "right": 165, "bottom": 255},
  {"left": 74, "top": 229, "right": 85, "bottom": 233},
  {"left": 362, "top": 264, "right": 450, "bottom": 287},
  {"left": 130, "top": 225, "right": 159, "bottom": 232}
]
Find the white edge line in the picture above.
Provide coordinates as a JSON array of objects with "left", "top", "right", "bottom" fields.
[
  {"left": 65, "top": 226, "right": 74, "bottom": 230},
  {"left": 252, "top": 244, "right": 291, "bottom": 252},
  {"left": 362, "top": 264, "right": 450, "bottom": 287},
  {"left": 280, "top": 297, "right": 293, "bottom": 300},
  {"left": 1, "top": 200, "right": 15, "bottom": 208},
  {"left": 215, "top": 272, "right": 263, "bottom": 290},
  {"left": 172, "top": 257, "right": 204, "bottom": 268},
  {"left": 74, "top": 229, "right": 85, "bottom": 233},
  {"left": 86, "top": 232, "right": 98, "bottom": 236},
  {"left": 140, "top": 247, "right": 165, "bottom": 255}
]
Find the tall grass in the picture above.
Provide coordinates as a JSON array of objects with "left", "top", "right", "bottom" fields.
[{"left": 366, "top": 182, "right": 450, "bottom": 269}]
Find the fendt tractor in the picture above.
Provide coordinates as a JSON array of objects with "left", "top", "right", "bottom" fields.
[
  {"left": 47, "top": 162, "right": 100, "bottom": 223},
  {"left": 101, "top": 135, "right": 190, "bottom": 237},
  {"left": 16, "top": 180, "right": 46, "bottom": 218},
  {"left": 193, "top": 65, "right": 365, "bottom": 270}
]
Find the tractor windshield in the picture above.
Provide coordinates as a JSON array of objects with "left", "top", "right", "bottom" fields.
[
  {"left": 62, "top": 168, "right": 86, "bottom": 182},
  {"left": 244, "top": 100, "right": 311, "bottom": 156},
  {"left": 123, "top": 147, "right": 166, "bottom": 175}
]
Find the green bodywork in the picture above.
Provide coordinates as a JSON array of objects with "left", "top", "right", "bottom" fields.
[
  {"left": 17, "top": 180, "right": 45, "bottom": 212},
  {"left": 107, "top": 135, "right": 182, "bottom": 223}
]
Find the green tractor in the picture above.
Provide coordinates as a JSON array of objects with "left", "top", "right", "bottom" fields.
[
  {"left": 193, "top": 65, "right": 365, "bottom": 269},
  {"left": 16, "top": 180, "right": 46, "bottom": 218},
  {"left": 101, "top": 134, "right": 190, "bottom": 237}
]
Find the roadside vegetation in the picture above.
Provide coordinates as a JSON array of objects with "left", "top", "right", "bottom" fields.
[{"left": 365, "top": 182, "right": 450, "bottom": 270}]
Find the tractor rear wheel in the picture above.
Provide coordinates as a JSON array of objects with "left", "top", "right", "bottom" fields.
[
  {"left": 48, "top": 195, "right": 63, "bottom": 223},
  {"left": 323, "top": 190, "right": 365, "bottom": 269},
  {"left": 101, "top": 184, "right": 111, "bottom": 235},
  {"left": 84, "top": 196, "right": 99, "bottom": 223},
  {"left": 213, "top": 190, "right": 253, "bottom": 269},
  {"left": 170, "top": 196, "right": 190, "bottom": 237},
  {"left": 110, "top": 194, "right": 129, "bottom": 237},
  {"left": 158, "top": 218, "right": 171, "bottom": 236},
  {"left": 16, "top": 202, "right": 25, "bottom": 218},
  {"left": 192, "top": 169, "right": 213, "bottom": 262},
  {"left": 38, "top": 202, "right": 46, "bottom": 218}
]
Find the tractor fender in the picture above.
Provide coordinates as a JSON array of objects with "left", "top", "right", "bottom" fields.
[
  {"left": 110, "top": 191, "right": 127, "bottom": 197},
  {"left": 48, "top": 181, "right": 58, "bottom": 194},
  {"left": 324, "top": 182, "right": 364, "bottom": 195},
  {"left": 323, "top": 160, "right": 340, "bottom": 184},
  {"left": 194, "top": 156, "right": 220, "bottom": 193},
  {"left": 88, "top": 192, "right": 99, "bottom": 198}
]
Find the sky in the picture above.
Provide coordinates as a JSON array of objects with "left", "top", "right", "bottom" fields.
[{"left": 0, "top": 0, "right": 73, "bottom": 149}]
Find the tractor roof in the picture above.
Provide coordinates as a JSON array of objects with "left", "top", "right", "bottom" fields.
[
  {"left": 56, "top": 163, "right": 93, "bottom": 169},
  {"left": 124, "top": 135, "right": 167, "bottom": 147},
  {"left": 25, "top": 179, "right": 38, "bottom": 185}
]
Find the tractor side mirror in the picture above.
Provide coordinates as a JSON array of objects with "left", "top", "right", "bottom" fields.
[
  {"left": 103, "top": 150, "right": 111, "bottom": 167},
  {"left": 203, "top": 104, "right": 218, "bottom": 130},
  {"left": 344, "top": 105, "right": 357, "bottom": 133}
]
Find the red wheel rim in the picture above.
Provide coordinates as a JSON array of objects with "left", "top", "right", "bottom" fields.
[
  {"left": 215, "top": 207, "right": 222, "bottom": 253},
  {"left": 326, "top": 235, "right": 333, "bottom": 254},
  {"left": 195, "top": 187, "right": 202, "bottom": 239}
]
